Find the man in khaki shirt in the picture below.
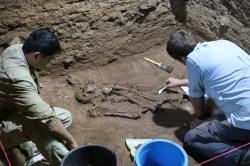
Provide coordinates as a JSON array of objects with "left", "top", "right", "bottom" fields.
[{"left": 0, "top": 28, "right": 78, "bottom": 165}]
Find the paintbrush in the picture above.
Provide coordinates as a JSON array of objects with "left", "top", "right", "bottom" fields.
[{"left": 144, "top": 57, "right": 174, "bottom": 73}]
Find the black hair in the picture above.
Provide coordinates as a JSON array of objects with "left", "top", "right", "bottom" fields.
[
  {"left": 167, "top": 30, "right": 199, "bottom": 60},
  {"left": 22, "top": 27, "right": 61, "bottom": 57}
]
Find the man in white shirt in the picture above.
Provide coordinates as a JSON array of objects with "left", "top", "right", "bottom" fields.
[{"left": 165, "top": 30, "right": 250, "bottom": 165}]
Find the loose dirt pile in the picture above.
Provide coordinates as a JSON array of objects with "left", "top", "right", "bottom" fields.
[{"left": 73, "top": 81, "right": 186, "bottom": 119}]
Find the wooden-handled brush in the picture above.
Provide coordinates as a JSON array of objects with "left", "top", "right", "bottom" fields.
[{"left": 144, "top": 57, "right": 174, "bottom": 73}]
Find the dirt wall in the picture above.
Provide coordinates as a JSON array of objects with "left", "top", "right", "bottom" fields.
[
  {"left": 0, "top": 0, "right": 249, "bottom": 74},
  {"left": 185, "top": 0, "right": 249, "bottom": 53}
]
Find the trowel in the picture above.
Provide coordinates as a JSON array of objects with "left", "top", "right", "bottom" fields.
[
  {"left": 158, "top": 86, "right": 179, "bottom": 94},
  {"left": 158, "top": 86, "right": 167, "bottom": 94}
]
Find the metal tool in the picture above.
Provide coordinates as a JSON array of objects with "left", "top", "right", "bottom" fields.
[
  {"left": 144, "top": 57, "right": 174, "bottom": 73},
  {"left": 158, "top": 86, "right": 179, "bottom": 95},
  {"left": 158, "top": 86, "right": 167, "bottom": 94}
]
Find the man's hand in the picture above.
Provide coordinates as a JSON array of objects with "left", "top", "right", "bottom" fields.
[
  {"left": 67, "top": 141, "right": 79, "bottom": 150},
  {"left": 51, "top": 121, "right": 79, "bottom": 150},
  {"left": 165, "top": 78, "right": 189, "bottom": 88}
]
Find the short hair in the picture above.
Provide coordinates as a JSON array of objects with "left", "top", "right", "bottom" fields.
[
  {"left": 22, "top": 27, "right": 61, "bottom": 57},
  {"left": 167, "top": 30, "right": 199, "bottom": 60}
]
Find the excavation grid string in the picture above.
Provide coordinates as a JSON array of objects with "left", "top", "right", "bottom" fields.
[
  {"left": 196, "top": 142, "right": 250, "bottom": 166},
  {"left": 0, "top": 140, "right": 12, "bottom": 166}
]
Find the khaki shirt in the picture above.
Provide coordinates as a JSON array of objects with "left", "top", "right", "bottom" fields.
[{"left": 0, "top": 44, "right": 58, "bottom": 131}]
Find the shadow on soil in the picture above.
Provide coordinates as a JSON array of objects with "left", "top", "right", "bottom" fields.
[{"left": 152, "top": 108, "right": 195, "bottom": 142}]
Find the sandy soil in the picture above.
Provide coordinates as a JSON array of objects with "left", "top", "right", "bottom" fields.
[{"left": 41, "top": 44, "right": 198, "bottom": 165}]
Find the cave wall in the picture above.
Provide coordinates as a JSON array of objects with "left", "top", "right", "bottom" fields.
[
  {"left": 0, "top": 0, "right": 249, "bottom": 74},
  {"left": 185, "top": 0, "right": 249, "bottom": 53}
]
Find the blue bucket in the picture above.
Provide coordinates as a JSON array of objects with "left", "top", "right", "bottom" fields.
[{"left": 134, "top": 139, "right": 188, "bottom": 166}]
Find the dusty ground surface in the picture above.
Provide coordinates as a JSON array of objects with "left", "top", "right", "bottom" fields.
[{"left": 41, "top": 44, "right": 198, "bottom": 165}]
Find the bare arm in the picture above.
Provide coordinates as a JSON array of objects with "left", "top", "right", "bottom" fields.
[
  {"left": 189, "top": 96, "right": 211, "bottom": 120},
  {"left": 51, "top": 121, "right": 78, "bottom": 149},
  {"left": 165, "top": 78, "right": 189, "bottom": 88}
]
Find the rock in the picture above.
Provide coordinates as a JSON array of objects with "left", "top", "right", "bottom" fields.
[
  {"left": 107, "top": 12, "right": 120, "bottom": 22},
  {"left": 63, "top": 57, "right": 75, "bottom": 69},
  {"left": 124, "top": 12, "right": 136, "bottom": 21},
  {"left": 108, "top": 0, "right": 119, "bottom": 3},
  {"left": 138, "top": 0, "right": 158, "bottom": 12},
  {"left": 98, "top": 2, "right": 109, "bottom": 8},
  {"left": 75, "top": 93, "right": 94, "bottom": 104},
  {"left": 218, "top": 16, "right": 230, "bottom": 37},
  {"left": 102, "top": 87, "right": 113, "bottom": 95},
  {"left": 155, "top": 3, "right": 169, "bottom": 14},
  {"left": 85, "top": 84, "right": 96, "bottom": 93},
  {"left": 66, "top": 76, "right": 80, "bottom": 86},
  {"left": 105, "top": 55, "right": 118, "bottom": 64}
]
